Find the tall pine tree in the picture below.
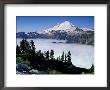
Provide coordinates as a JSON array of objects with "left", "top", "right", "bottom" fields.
[
  {"left": 67, "top": 51, "right": 71, "bottom": 63},
  {"left": 45, "top": 50, "right": 49, "bottom": 60},
  {"left": 50, "top": 49, "right": 54, "bottom": 60},
  {"left": 61, "top": 51, "right": 64, "bottom": 62}
]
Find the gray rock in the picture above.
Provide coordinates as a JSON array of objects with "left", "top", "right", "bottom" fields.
[{"left": 29, "top": 69, "right": 39, "bottom": 74}]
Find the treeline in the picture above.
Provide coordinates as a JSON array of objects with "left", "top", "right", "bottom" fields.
[
  {"left": 16, "top": 39, "right": 94, "bottom": 74},
  {"left": 16, "top": 39, "right": 72, "bottom": 63}
]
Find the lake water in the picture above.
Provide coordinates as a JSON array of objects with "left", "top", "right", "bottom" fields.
[{"left": 17, "top": 39, "right": 94, "bottom": 69}]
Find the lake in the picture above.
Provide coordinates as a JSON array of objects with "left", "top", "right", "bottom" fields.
[{"left": 17, "top": 38, "right": 94, "bottom": 69}]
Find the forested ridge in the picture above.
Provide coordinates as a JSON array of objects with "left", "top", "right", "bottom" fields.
[{"left": 16, "top": 39, "right": 94, "bottom": 74}]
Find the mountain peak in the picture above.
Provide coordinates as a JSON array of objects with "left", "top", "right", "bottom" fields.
[
  {"left": 60, "top": 21, "right": 75, "bottom": 27},
  {"left": 45, "top": 21, "right": 77, "bottom": 33},
  {"left": 62, "top": 21, "right": 71, "bottom": 24},
  {"left": 44, "top": 21, "right": 93, "bottom": 33}
]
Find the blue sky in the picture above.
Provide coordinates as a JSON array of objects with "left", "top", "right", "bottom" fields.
[{"left": 16, "top": 16, "right": 94, "bottom": 33}]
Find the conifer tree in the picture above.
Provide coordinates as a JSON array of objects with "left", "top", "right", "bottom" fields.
[
  {"left": 20, "top": 39, "right": 30, "bottom": 53},
  {"left": 30, "top": 40, "right": 35, "bottom": 54},
  {"left": 64, "top": 53, "right": 67, "bottom": 62},
  {"left": 16, "top": 45, "right": 21, "bottom": 55},
  {"left": 45, "top": 50, "right": 49, "bottom": 60},
  {"left": 67, "top": 51, "right": 71, "bottom": 63},
  {"left": 61, "top": 51, "right": 64, "bottom": 62},
  {"left": 50, "top": 49, "right": 54, "bottom": 60}
]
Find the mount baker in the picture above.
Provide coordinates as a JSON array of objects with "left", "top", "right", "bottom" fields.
[
  {"left": 44, "top": 21, "right": 93, "bottom": 33},
  {"left": 16, "top": 21, "right": 94, "bottom": 45}
]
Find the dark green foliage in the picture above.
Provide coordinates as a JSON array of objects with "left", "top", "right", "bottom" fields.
[
  {"left": 30, "top": 40, "right": 36, "bottom": 54},
  {"left": 16, "top": 39, "right": 94, "bottom": 74},
  {"left": 87, "top": 64, "right": 94, "bottom": 74},
  {"left": 61, "top": 51, "right": 64, "bottom": 62},
  {"left": 50, "top": 49, "right": 54, "bottom": 60},
  {"left": 20, "top": 39, "right": 30, "bottom": 53},
  {"left": 67, "top": 51, "right": 71, "bottom": 63},
  {"left": 64, "top": 54, "right": 67, "bottom": 62},
  {"left": 16, "top": 57, "right": 30, "bottom": 67},
  {"left": 16, "top": 45, "right": 21, "bottom": 55},
  {"left": 45, "top": 50, "right": 49, "bottom": 60}
]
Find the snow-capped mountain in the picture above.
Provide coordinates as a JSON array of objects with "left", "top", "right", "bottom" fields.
[
  {"left": 81, "top": 28, "right": 94, "bottom": 31},
  {"left": 16, "top": 20, "right": 94, "bottom": 45},
  {"left": 44, "top": 21, "right": 93, "bottom": 33},
  {"left": 45, "top": 21, "right": 78, "bottom": 33}
]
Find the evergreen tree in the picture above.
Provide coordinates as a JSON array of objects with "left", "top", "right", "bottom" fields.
[
  {"left": 50, "top": 49, "right": 54, "bottom": 60},
  {"left": 45, "top": 50, "right": 49, "bottom": 60},
  {"left": 20, "top": 39, "right": 25, "bottom": 53},
  {"left": 67, "top": 51, "right": 71, "bottom": 63},
  {"left": 37, "top": 50, "right": 45, "bottom": 60},
  {"left": 16, "top": 45, "right": 21, "bottom": 55},
  {"left": 20, "top": 39, "right": 30, "bottom": 53},
  {"left": 61, "top": 51, "right": 64, "bottom": 62},
  {"left": 64, "top": 53, "right": 67, "bottom": 62},
  {"left": 30, "top": 40, "right": 35, "bottom": 54},
  {"left": 38, "top": 50, "right": 41, "bottom": 56}
]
